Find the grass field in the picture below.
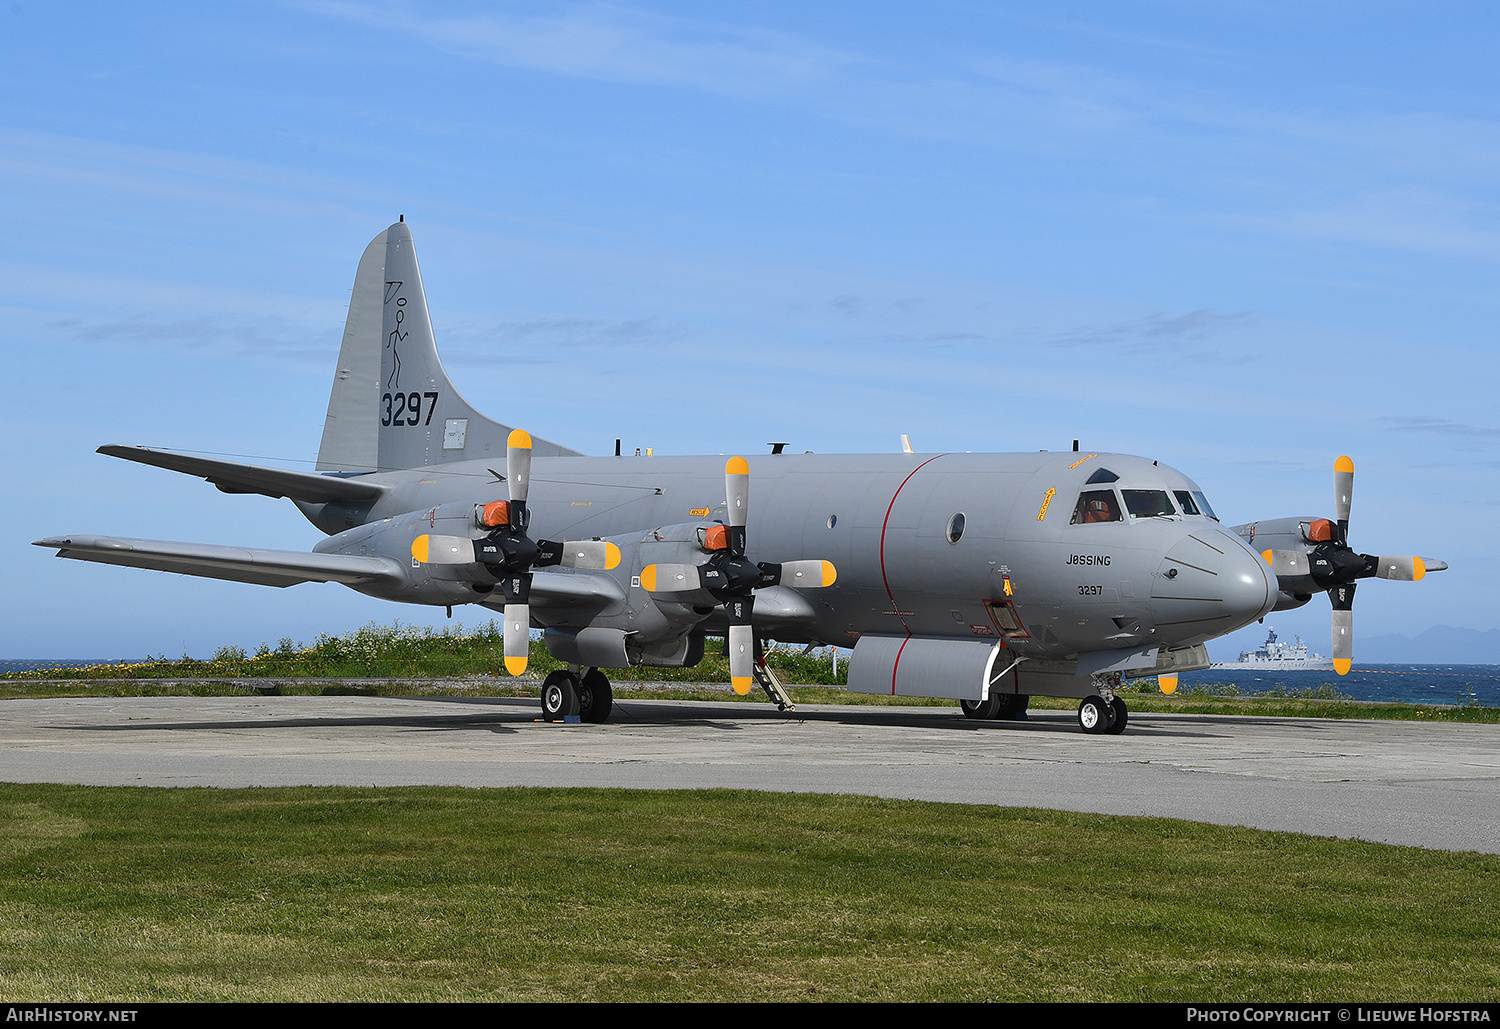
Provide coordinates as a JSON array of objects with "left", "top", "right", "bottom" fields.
[
  {"left": 2, "top": 784, "right": 1498, "bottom": 1002},
  {"left": 5, "top": 622, "right": 1498, "bottom": 1001}
]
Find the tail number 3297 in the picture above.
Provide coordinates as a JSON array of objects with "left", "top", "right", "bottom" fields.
[{"left": 382, "top": 391, "right": 439, "bottom": 427}]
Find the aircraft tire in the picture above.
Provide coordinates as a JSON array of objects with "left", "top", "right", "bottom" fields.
[
  {"left": 1077, "top": 695, "right": 1112, "bottom": 734},
  {"left": 541, "top": 670, "right": 581, "bottom": 720},
  {"left": 578, "top": 668, "right": 613, "bottom": 724},
  {"left": 1105, "top": 697, "right": 1128, "bottom": 735},
  {"left": 960, "top": 695, "right": 1005, "bottom": 720}
]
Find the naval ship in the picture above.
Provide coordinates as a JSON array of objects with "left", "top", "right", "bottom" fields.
[{"left": 1211, "top": 627, "right": 1334, "bottom": 670}]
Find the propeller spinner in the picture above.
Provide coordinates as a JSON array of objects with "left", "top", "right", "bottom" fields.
[
  {"left": 1262, "top": 455, "right": 1446, "bottom": 675},
  {"left": 642, "top": 456, "right": 836, "bottom": 694}
]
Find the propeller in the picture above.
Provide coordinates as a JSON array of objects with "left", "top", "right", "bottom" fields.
[
  {"left": 411, "top": 429, "right": 620, "bottom": 676},
  {"left": 641, "top": 456, "right": 836, "bottom": 694},
  {"left": 1261, "top": 455, "right": 1446, "bottom": 676}
]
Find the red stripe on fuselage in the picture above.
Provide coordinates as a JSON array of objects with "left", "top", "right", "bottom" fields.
[
  {"left": 879, "top": 455, "right": 947, "bottom": 637},
  {"left": 891, "top": 634, "right": 910, "bottom": 695}
]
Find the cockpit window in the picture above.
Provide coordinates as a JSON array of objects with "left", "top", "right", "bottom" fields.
[
  {"left": 1085, "top": 467, "right": 1120, "bottom": 485},
  {"left": 1070, "top": 490, "right": 1122, "bottom": 524},
  {"left": 1193, "top": 491, "right": 1218, "bottom": 521},
  {"left": 1173, "top": 490, "right": 1201, "bottom": 515},
  {"left": 1122, "top": 489, "right": 1176, "bottom": 518}
]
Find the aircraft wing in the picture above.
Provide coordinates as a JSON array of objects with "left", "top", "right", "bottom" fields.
[
  {"left": 526, "top": 568, "right": 628, "bottom": 609},
  {"left": 34, "top": 535, "right": 406, "bottom": 589},
  {"left": 98, "top": 445, "right": 385, "bottom": 504}
]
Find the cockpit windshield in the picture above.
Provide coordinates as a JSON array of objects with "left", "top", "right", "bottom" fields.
[
  {"left": 1070, "top": 490, "right": 1122, "bottom": 524},
  {"left": 1122, "top": 489, "right": 1176, "bottom": 518},
  {"left": 1172, "top": 490, "right": 1218, "bottom": 519}
]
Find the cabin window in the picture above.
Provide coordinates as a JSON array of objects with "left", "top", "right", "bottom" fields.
[
  {"left": 946, "top": 512, "right": 965, "bottom": 544},
  {"left": 1070, "top": 490, "right": 1122, "bottom": 524},
  {"left": 1122, "top": 490, "right": 1176, "bottom": 518}
]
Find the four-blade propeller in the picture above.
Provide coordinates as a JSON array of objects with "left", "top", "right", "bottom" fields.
[
  {"left": 411, "top": 429, "right": 619, "bottom": 675},
  {"left": 1261, "top": 455, "right": 1446, "bottom": 675},
  {"left": 641, "top": 456, "right": 836, "bottom": 694}
]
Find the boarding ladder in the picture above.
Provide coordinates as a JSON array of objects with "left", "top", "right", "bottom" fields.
[{"left": 752, "top": 656, "right": 796, "bottom": 712}]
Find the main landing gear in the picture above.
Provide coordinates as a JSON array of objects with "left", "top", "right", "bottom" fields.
[
  {"left": 959, "top": 694, "right": 1030, "bottom": 721},
  {"left": 1077, "top": 694, "right": 1128, "bottom": 735},
  {"left": 540, "top": 668, "right": 613, "bottom": 723}
]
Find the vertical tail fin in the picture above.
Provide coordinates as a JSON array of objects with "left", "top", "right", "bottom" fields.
[{"left": 316, "top": 220, "right": 582, "bottom": 472}]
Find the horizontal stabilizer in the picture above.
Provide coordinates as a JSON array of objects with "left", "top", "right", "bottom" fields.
[
  {"left": 99, "top": 446, "right": 385, "bottom": 504},
  {"left": 34, "top": 535, "right": 405, "bottom": 589}
]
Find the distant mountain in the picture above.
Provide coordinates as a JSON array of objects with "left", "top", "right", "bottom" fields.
[{"left": 1356, "top": 625, "right": 1500, "bottom": 665}]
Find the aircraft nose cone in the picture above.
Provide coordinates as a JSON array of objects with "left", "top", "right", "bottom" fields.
[{"left": 1150, "top": 527, "right": 1277, "bottom": 644}]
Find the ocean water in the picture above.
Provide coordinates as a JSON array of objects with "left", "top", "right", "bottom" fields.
[{"left": 1165, "top": 664, "right": 1500, "bottom": 707}]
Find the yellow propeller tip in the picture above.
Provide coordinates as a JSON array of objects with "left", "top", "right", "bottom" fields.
[
  {"left": 411, "top": 535, "right": 430, "bottom": 563},
  {"left": 731, "top": 677, "right": 753, "bottom": 695},
  {"left": 1413, "top": 557, "right": 1426, "bottom": 581},
  {"left": 1335, "top": 455, "right": 1354, "bottom": 473},
  {"left": 604, "top": 542, "right": 621, "bottom": 570},
  {"left": 1158, "top": 675, "right": 1178, "bottom": 695},
  {"left": 1333, "top": 659, "right": 1352, "bottom": 676},
  {"left": 508, "top": 429, "right": 532, "bottom": 449},
  {"left": 726, "top": 456, "right": 749, "bottom": 475},
  {"left": 821, "top": 560, "right": 837, "bottom": 587},
  {"left": 1261, "top": 549, "right": 1273, "bottom": 565},
  {"left": 640, "top": 564, "right": 657, "bottom": 592},
  {"left": 505, "top": 656, "right": 529, "bottom": 676}
]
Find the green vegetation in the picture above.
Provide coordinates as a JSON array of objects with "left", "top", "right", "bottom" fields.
[
  {"left": 1, "top": 784, "right": 1495, "bottom": 1002},
  {"left": 5, "top": 620, "right": 1496, "bottom": 721},
  {"left": 2, "top": 619, "right": 843, "bottom": 685}
]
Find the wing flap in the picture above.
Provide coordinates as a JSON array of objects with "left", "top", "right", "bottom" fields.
[
  {"left": 35, "top": 535, "right": 406, "bottom": 589},
  {"left": 98, "top": 446, "right": 385, "bottom": 504}
]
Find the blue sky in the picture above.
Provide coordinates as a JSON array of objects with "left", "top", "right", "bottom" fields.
[{"left": 3, "top": 2, "right": 1497, "bottom": 660}]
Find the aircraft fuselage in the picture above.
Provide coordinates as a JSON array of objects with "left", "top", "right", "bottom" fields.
[{"left": 303, "top": 448, "right": 1277, "bottom": 663}]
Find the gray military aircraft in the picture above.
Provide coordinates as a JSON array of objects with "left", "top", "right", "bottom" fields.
[{"left": 35, "top": 221, "right": 1446, "bottom": 733}]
